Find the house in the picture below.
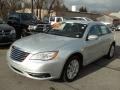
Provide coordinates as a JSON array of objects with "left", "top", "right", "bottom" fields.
[
  {"left": 109, "top": 12, "right": 120, "bottom": 25},
  {"left": 97, "top": 14, "right": 120, "bottom": 25},
  {"left": 110, "top": 11, "right": 120, "bottom": 18},
  {"left": 56, "top": 11, "right": 101, "bottom": 21}
]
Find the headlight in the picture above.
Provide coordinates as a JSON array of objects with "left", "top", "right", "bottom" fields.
[
  {"left": 28, "top": 25, "right": 37, "bottom": 30},
  {"left": 10, "top": 30, "right": 16, "bottom": 34},
  {"left": 30, "top": 51, "right": 58, "bottom": 60}
]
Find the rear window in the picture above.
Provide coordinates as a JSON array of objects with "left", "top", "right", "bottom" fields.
[
  {"left": 99, "top": 25, "right": 111, "bottom": 35},
  {"left": 8, "top": 17, "right": 20, "bottom": 22},
  {"left": 70, "top": 18, "right": 85, "bottom": 21},
  {"left": 50, "top": 17, "right": 55, "bottom": 22},
  {"left": 21, "top": 14, "right": 34, "bottom": 21}
]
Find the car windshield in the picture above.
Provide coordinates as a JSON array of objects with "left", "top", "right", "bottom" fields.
[{"left": 47, "top": 22, "right": 87, "bottom": 38}]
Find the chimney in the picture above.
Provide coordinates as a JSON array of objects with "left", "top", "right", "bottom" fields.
[{"left": 72, "top": 5, "right": 77, "bottom": 12}]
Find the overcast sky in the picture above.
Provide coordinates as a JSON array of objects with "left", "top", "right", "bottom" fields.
[
  {"left": 64, "top": 0, "right": 120, "bottom": 12},
  {"left": 25, "top": 0, "right": 120, "bottom": 12}
]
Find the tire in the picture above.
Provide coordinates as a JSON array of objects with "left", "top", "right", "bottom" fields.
[
  {"left": 61, "top": 55, "right": 81, "bottom": 82},
  {"left": 21, "top": 29, "right": 27, "bottom": 37},
  {"left": 107, "top": 44, "right": 115, "bottom": 59}
]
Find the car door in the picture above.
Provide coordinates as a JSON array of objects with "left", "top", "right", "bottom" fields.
[
  {"left": 98, "top": 25, "right": 113, "bottom": 54},
  {"left": 83, "top": 25, "right": 104, "bottom": 65}
]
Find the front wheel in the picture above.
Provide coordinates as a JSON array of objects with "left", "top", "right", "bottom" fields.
[{"left": 62, "top": 56, "right": 81, "bottom": 82}]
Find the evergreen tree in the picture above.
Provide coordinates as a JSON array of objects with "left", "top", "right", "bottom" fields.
[{"left": 79, "top": 6, "right": 88, "bottom": 12}]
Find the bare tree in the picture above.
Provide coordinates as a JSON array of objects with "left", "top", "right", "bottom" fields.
[
  {"left": 0, "top": 0, "right": 4, "bottom": 18},
  {"left": 47, "top": 0, "right": 56, "bottom": 16},
  {"left": 34, "top": 0, "right": 64, "bottom": 19},
  {"left": 34, "top": 0, "right": 44, "bottom": 20},
  {"left": 43, "top": 0, "right": 64, "bottom": 16},
  {"left": 53, "top": 0, "right": 68, "bottom": 12},
  {"left": 0, "top": 0, "right": 10, "bottom": 19},
  {"left": 6, "top": 0, "right": 21, "bottom": 11},
  {"left": 0, "top": 0, "right": 66, "bottom": 20}
]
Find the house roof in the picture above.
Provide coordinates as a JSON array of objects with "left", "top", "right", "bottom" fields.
[
  {"left": 110, "top": 12, "right": 120, "bottom": 19},
  {"left": 98, "top": 14, "right": 120, "bottom": 20},
  {"left": 109, "top": 15, "right": 120, "bottom": 19}
]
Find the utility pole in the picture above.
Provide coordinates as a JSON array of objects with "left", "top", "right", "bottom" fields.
[{"left": 31, "top": 0, "right": 34, "bottom": 14}]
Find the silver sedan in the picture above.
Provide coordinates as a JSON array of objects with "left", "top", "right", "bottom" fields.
[{"left": 7, "top": 20, "right": 115, "bottom": 82}]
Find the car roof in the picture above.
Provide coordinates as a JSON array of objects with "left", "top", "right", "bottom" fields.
[
  {"left": 71, "top": 17, "right": 87, "bottom": 18},
  {"left": 63, "top": 20, "right": 91, "bottom": 24},
  {"left": 9, "top": 12, "right": 33, "bottom": 16},
  {"left": 63, "top": 20, "right": 104, "bottom": 25}
]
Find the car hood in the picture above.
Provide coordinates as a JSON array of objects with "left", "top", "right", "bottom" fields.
[
  {"left": 0, "top": 24, "right": 14, "bottom": 30},
  {"left": 13, "top": 33, "right": 76, "bottom": 54}
]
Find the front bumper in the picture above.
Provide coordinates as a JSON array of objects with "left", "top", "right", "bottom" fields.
[
  {"left": 7, "top": 50, "right": 64, "bottom": 80},
  {"left": 0, "top": 34, "right": 16, "bottom": 45}
]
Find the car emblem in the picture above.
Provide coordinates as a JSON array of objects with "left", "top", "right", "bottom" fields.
[{"left": 2, "top": 30, "right": 5, "bottom": 37}]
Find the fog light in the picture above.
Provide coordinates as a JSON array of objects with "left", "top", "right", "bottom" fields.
[{"left": 28, "top": 73, "right": 51, "bottom": 78}]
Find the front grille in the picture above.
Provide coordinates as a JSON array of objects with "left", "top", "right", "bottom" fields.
[
  {"left": 37, "top": 25, "right": 44, "bottom": 29},
  {"left": 10, "top": 46, "right": 29, "bottom": 62},
  {"left": 0, "top": 30, "right": 11, "bottom": 35}
]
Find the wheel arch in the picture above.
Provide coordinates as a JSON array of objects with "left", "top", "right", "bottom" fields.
[
  {"left": 60, "top": 52, "right": 83, "bottom": 80},
  {"left": 65, "top": 52, "right": 83, "bottom": 66},
  {"left": 112, "top": 41, "right": 116, "bottom": 46}
]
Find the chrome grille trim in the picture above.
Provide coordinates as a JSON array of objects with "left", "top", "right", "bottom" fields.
[
  {"left": 0, "top": 30, "right": 10, "bottom": 35},
  {"left": 10, "top": 46, "right": 29, "bottom": 62}
]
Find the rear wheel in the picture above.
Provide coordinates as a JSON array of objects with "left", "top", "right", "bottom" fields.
[
  {"left": 61, "top": 56, "right": 81, "bottom": 82},
  {"left": 107, "top": 44, "right": 115, "bottom": 59},
  {"left": 21, "top": 29, "right": 27, "bottom": 37}
]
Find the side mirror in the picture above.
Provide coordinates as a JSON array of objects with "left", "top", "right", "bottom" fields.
[{"left": 87, "top": 35, "right": 99, "bottom": 41}]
